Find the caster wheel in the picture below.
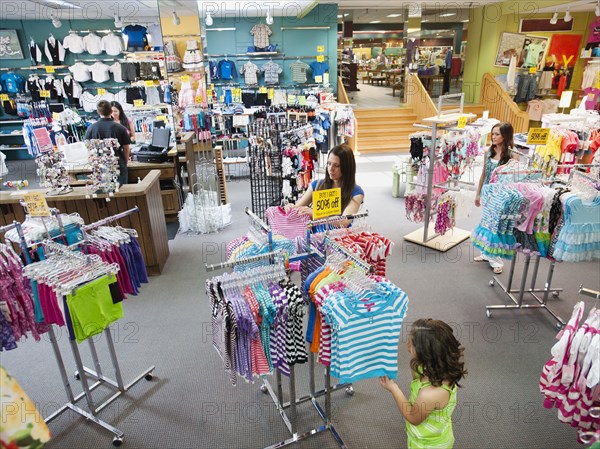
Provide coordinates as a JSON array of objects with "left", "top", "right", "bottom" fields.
[
  {"left": 345, "top": 386, "right": 354, "bottom": 396},
  {"left": 552, "top": 291, "right": 559, "bottom": 298},
  {"left": 74, "top": 371, "right": 80, "bottom": 381},
  {"left": 144, "top": 373, "right": 154, "bottom": 381},
  {"left": 112, "top": 436, "right": 123, "bottom": 446},
  {"left": 489, "top": 280, "right": 495, "bottom": 287},
  {"left": 486, "top": 310, "right": 492, "bottom": 318},
  {"left": 260, "top": 384, "right": 268, "bottom": 394}
]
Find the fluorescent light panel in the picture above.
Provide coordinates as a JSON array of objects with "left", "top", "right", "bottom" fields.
[
  {"left": 369, "top": 20, "right": 382, "bottom": 23},
  {"left": 43, "top": 0, "right": 82, "bottom": 8},
  {"left": 386, "top": 14, "right": 402, "bottom": 18}
]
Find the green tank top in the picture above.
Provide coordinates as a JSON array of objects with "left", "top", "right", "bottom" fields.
[{"left": 405, "top": 377, "right": 457, "bottom": 449}]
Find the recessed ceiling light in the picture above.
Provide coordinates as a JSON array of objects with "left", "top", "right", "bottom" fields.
[
  {"left": 462, "top": 19, "right": 469, "bottom": 22},
  {"left": 337, "top": 15, "right": 343, "bottom": 18},
  {"left": 387, "top": 14, "right": 402, "bottom": 18},
  {"left": 344, "top": 13, "right": 349, "bottom": 17},
  {"left": 440, "top": 13, "right": 457, "bottom": 17},
  {"left": 421, "top": 19, "right": 429, "bottom": 23},
  {"left": 370, "top": 20, "right": 382, "bottom": 24}
]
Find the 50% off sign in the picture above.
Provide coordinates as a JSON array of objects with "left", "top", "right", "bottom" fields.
[{"left": 312, "top": 188, "right": 341, "bottom": 220}]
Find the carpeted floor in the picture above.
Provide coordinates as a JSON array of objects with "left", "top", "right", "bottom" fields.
[{"left": 2, "top": 153, "right": 598, "bottom": 449}]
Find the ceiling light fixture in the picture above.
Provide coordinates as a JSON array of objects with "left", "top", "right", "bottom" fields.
[
  {"left": 370, "top": 20, "right": 382, "bottom": 24},
  {"left": 205, "top": 12, "right": 213, "bottom": 26},
  {"left": 440, "top": 13, "right": 456, "bottom": 17},
  {"left": 549, "top": 10, "right": 558, "bottom": 25},
  {"left": 172, "top": 11, "right": 180, "bottom": 26},
  {"left": 563, "top": 8, "right": 572, "bottom": 22},
  {"left": 114, "top": 14, "right": 123, "bottom": 28},
  {"left": 51, "top": 14, "right": 62, "bottom": 28},
  {"left": 387, "top": 13, "right": 402, "bottom": 18},
  {"left": 266, "top": 9, "right": 273, "bottom": 25}
]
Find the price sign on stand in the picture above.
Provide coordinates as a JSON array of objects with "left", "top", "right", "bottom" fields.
[
  {"left": 97, "top": 88, "right": 106, "bottom": 95},
  {"left": 40, "top": 90, "right": 51, "bottom": 98},
  {"left": 312, "top": 188, "right": 341, "bottom": 220},
  {"left": 134, "top": 99, "right": 144, "bottom": 107},
  {"left": 527, "top": 128, "right": 550, "bottom": 145},
  {"left": 45, "top": 66, "right": 55, "bottom": 73},
  {"left": 181, "top": 75, "right": 190, "bottom": 83},
  {"left": 23, "top": 192, "right": 51, "bottom": 217},
  {"left": 457, "top": 115, "right": 467, "bottom": 129},
  {"left": 316, "top": 55, "right": 325, "bottom": 63}
]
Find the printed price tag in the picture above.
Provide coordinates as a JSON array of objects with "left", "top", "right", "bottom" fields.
[
  {"left": 529, "top": 67, "right": 537, "bottom": 74},
  {"left": 23, "top": 192, "right": 51, "bottom": 217},
  {"left": 40, "top": 90, "right": 51, "bottom": 98},
  {"left": 312, "top": 188, "right": 341, "bottom": 220},
  {"left": 156, "top": 115, "right": 167, "bottom": 122},
  {"left": 317, "top": 45, "right": 325, "bottom": 53},
  {"left": 52, "top": 112, "right": 61, "bottom": 121},
  {"left": 315, "top": 75, "right": 323, "bottom": 83},
  {"left": 219, "top": 95, "right": 224, "bottom": 102},
  {"left": 457, "top": 115, "right": 467, "bottom": 129},
  {"left": 210, "top": 83, "right": 215, "bottom": 90},
  {"left": 207, "top": 89, "right": 213, "bottom": 98},
  {"left": 0, "top": 94, "right": 9, "bottom": 101},
  {"left": 195, "top": 95, "right": 203, "bottom": 104},
  {"left": 233, "top": 88, "right": 242, "bottom": 97},
  {"left": 181, "top": 75, "right": 190, "bottom": 83},
  {"left": 259, "top": 87, "right": 267, "bottom": 94},
  {"left": 134, "top": 99, "right": 145, "bottom": 107},
  {"left": 268, "top": 88, "right": 275, "bottom": 100},
  {"left": 145, "top": 80, "right": 155, "bottom": 87},
  {"left": 45, "top": 66, "right": 55, "bottom": 73},
  {"left": 527, "top": 128, "right": 550, "bottom": 145},
  {"left": 316, "top": 55, "right": 325, "bottom": 63},
  {"left": 97, "top": 88, "right": 106, "bottom": 95}
]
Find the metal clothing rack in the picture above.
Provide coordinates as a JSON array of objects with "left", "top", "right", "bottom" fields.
[
  {"left": 205, "top": 248, "right": 352, "bottom": 449},
  {"left": 486, "top": 254, "right": 565, "bottom": 328},
  {"left": 31, "top": 207, "right": 154, "bottom": 446},
  {"left": 307, "top": 211, "right": 369, "bottom": 229},
  {"left": 404, "top": 94, "right": 475, "bottom": 252}
]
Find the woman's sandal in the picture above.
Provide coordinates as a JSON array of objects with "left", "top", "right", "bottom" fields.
[
  {"left": 493, "top": 267, "right": 503, "bottom": 274},
  {"left": 474, "top": 255, "right": 486, "bottom": 262}
]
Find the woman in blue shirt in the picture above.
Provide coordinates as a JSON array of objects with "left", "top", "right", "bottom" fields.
[{"left": 290, "top": 143, "right": 364, "bottom": 227}]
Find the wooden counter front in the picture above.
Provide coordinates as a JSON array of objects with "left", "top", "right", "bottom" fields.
[{"left": 0, "top": 170, "right": 169, "bottom": 275}]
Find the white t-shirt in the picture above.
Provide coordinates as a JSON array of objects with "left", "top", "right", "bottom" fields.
[
  {"left": 69, "top": 62, "right": 91, "bottom": 82},
  {"left": 146, "top": 24, "right": 163, "bottom": 48},
  {"left": 110, "top": 62, "right": 123, "bottom": 82},
  {"left": 101, "top": 33, "right": 124, "bottom": 56},
  {"left": 89, "top": 62, "right": 111, "bottom": 83},
  {"left": 63, "top": 32, "right": 85, "bottom": 54},
  {"left": 83, "top": 33, "right": 103, "bottom": 55},
  {"left": 80, "top": 91, "right": 115, "bottom": 112}
]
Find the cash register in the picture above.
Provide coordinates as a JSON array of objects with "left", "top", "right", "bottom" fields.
[{"left": 133, "top": 126, "right": 171, "bottom": 163}]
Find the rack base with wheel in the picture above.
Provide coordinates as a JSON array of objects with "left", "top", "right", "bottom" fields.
[
  {"left": 486, "top": 254, "right": 565, "bottom": 328},
  {"left": 404, "top": 223, "right": 471, "bottom": 252}
]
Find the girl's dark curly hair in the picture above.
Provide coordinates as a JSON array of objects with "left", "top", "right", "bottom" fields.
[{"left": 409, "top": 318, "right": 467, "bottom": 388}]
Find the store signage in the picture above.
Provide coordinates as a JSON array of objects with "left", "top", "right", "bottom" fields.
[
  {"left": 527, "top": 128, "right": 550, "bottom": 144},
  {"left": 195, "top": 96, "right": 203, "bottom": 104},
  {"left": 268, "top": 88, "right": 274, "bottom": 100},
  {"left": 23, "top": 192, "right": 51, "bottom": 217},
  {"left": 457, "top": 115, "right": 467, "bottom": 129},
  {"left": 315, "top": 75, "right": 323, "bottom": 83},
  {"left": 317, "top": 45, "right": 325, "bottom": 53},
  {"left": 259, "top": 87, "right": 267, "bottom": 94},
  {"left": 316, "top": 55, "right": 325, "bottom": 63},
  {"left": 0, "top": 94, "right": 9, "bottom": 101},
  {"left": 145, "top": 80, "right": 154, "bottom": 87},
  {"left": 133, "top": 99, "right": 144, "bottom": 107},
  {"left": 97, "top": 88, "right": 106, "bottom": 95},
  {"left": 45, "top": 66, "right": 55, "bottom": 73},
  {"left": 40, "top": 90, "right": 51, "bottom": 98},
  {"left": 156, "top": 115, "right": 167, "bottom": 122},
  {"left": 529, "top": 67, "right": 537, "bottom": 74},
  {"left": 313, "top": 188, "right": 341, "bottom": 219},
  {"left": 181, "top": 75, "right": 190, "bottom": 83}
]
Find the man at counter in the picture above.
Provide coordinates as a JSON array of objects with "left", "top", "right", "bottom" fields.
[{"left": 85, "top": 100, "right": 131, "bottom": 185}]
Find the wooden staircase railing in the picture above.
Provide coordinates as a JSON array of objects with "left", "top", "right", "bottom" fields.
[
  {"left": 406, "top": 73, "right": 438, "bottom": 121},
  {"left": 480, "top": 72, "right": 530, "bottom": 133},
  {"left": 337, "top": 76, "right": 358, "bottom": 153}
]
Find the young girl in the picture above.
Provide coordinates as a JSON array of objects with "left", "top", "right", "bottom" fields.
[{"left": 379, "top": 318, "right": 467, "bottom": 449}]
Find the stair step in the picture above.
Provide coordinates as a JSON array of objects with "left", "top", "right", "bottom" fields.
[
  {"left": 357, "top": 116, "right": 418, "bottom": 124},
  {"left": 358, "top": 123, "right": 417, "bottom": 130}
]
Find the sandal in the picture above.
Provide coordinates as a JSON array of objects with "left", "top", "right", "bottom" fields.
[
  {"left": 493, "top": 267, "right": 503, "bottom": 274},
  {"left": 474, "top": 255, "right": 486, "bottom": 262}
]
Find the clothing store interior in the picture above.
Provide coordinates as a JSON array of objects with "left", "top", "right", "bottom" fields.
[{"left": 0, "top": 1, "right": 599, "bottom": 449}]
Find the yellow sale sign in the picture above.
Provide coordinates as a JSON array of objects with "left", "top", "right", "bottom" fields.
[
  {"left": 527, "top": 128, "right": 550, "bottom": 145},
  {"left": 313, "top": 188, "right": 341, "bottom": 219},
  {"left": 23, "top": 192, "right": 51, "bottom": 217}
]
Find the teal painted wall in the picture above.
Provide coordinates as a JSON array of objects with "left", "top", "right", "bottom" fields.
[{"left": 205, "top": 4, "right": 338, "bottom": 90}]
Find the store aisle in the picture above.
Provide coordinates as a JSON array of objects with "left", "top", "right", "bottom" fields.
[
  {"left": 1, "top": 155, "right": 596, "bottom": 449},
  {"left": 348, "top": 83, "right": 403, "bottom": 109}
]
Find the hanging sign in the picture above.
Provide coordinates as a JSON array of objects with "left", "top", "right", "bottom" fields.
[
  {"left": 133, "top": 99, "right": 145, "bottom": 107},
  {"left": 45, "top": 66, "right": 55, "bottom": 73},
  {"left": 23, "top": 192, "right": 51, "bottom": 217},
  {"left": 457, "top": 115, "right": 468, "bottom": 129},
  {"left": 0, "top": 94, "right": 9, "bottom": 101},
  {"left": 316, "top": 55, "right": 325, "bottom": 63},
  {"left": 195, "top": 95, "right": 203, "bottom": 104},
  {"left": 317, "top": 45, "right": 325, "bottom": 53},
  {"left": 527, "top": 128, "right": 550, "bottom": 145},
  {"left": 145, "top": 80, "right": 155, "bottom": 87},
  {"left": 40, "top": 90, "right": 51, "bottom": 98},
  {"left": 313, "top": 188, "right": 341, "bottom": 220},
  {"left": 181, "top": 75, "right": 190, "bottom": 83},
  {"left": 97, "top": 88, "right": 106, "bottom": 95},
  {"left": 156, "top": 115, "right": 167, "bottom": 122},
  {"left": 268, "top": 88, "right": 274, "bottom": 100},
  {"left": 529, "top": 67, "right": 537, "bottom": 74},
  {"left": 259, "top": 86, "right": 267, "bottom": 94}
]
